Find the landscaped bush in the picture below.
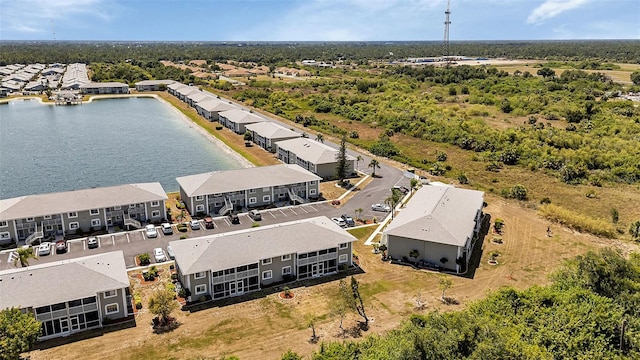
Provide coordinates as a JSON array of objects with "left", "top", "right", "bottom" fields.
[
  {"left": 176, "top": 223, "right": 188, "bottom": 232},
  {"left": 138, "top": 253, "right": 151, "bottom": 266},
  {"left": 215, "top": 125, "right": 223, "bottom": 130},
  {"left": 539, "top": 204, "right": 616, "bottom": 238}
]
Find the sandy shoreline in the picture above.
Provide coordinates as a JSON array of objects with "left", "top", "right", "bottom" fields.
[{"left": 0, "top": 93, "right": 254, "bottom": 169}]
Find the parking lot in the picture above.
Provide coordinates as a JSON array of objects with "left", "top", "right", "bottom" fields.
[{"left": 0, "top": 161, "right": 413, "bottom": 271}]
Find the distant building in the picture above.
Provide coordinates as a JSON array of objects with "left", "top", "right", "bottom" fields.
[
  {"left": 80, "top": 82, "right": 129, "bottom": 95},
  {"left": 275, "top": 138, "right": 355, "bottom": 180},
  {"left": 218, "top": 109, "right": 267, "bottom": 134},
  {"left": 134, "top": 79, "right": 175, "bottom": 91},
  {"left": 245, "top": 122, "right": 301, "bottom": 153}
]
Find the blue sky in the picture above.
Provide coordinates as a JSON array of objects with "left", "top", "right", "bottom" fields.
[{"left": 1, "top": 0, "right": 638, "bottom": 41}]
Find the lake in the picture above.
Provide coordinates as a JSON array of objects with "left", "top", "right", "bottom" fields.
[{"left": 0, "top": 97, "right": 245, "bottom": 199}]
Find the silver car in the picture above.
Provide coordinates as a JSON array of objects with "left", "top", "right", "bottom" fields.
[{"left": 371, "top": 203, "right": 391, "bottom": 212}]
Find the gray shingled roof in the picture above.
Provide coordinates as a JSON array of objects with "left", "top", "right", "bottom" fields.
[
  {"left": 384, "top": 185, "right": 484, "bottom": 247},
  {"left": 276, "top": 138, "right": 356, "bottom": 164},
  {"left": 196, "top": 99, "right": 236, "bottom": 112},
  {"left": 168, "top": 82, "right": 187, "bottom": 91},
  {"left": 219, "top": 109, "right": 267, "bottom": 125},
  {"left": 0, "top": 183, "right": 167, "bottom": 221},
  {"left": 176, "top": 164, "right": 321, "bottom": 197},
  {"left": 0, "top": 251, "right": 129, "bottom": 309},
  {"left": 187, "top": 92, "right": 214, "bottom": 103},
  {"left": 135, "top": 79, "right": 176, "bottom": 86},
  {"left": 245, "top": 122, "right": 301, "bottom": 140},
  {"left": 170, "top": 216, "right": 356, "bottom": 274}
]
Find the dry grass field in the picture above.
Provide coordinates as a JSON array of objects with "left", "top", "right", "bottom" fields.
[{"left": 27, "top": 192, "right": 639, "bottom": 360}]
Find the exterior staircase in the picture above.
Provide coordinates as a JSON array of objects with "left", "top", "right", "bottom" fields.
[
  {"left": 124, "top": 214, "right": 142, "bottom": 229},
  {"left": 288, "top": 188, "right": 304, "bottom": 205},
  {"left": 25, "top": 225, "right": 43, "bottom": 246},
  {"left": 219, "top": 196, "right": 233, "bottom": 216}
]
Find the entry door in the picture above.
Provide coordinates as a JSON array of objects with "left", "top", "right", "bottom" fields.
[
  {"left": 70, "top": 316, "right": 80, "bottom": 331},
  {"left": 236, "top": 280, "right": 244, "bottom": 295},
  {"left": 312, "top": 263, "right": 324, "bottom": 277},
  {"left": 60, "top": 318, "right": 69, "bottom": 333},
  {"left": 229, "top": 282, "right": 236, "bottom": 296}
]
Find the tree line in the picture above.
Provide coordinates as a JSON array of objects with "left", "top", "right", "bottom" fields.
[{"left": 2, "top": 40, "right": 640, "bottom": 66}]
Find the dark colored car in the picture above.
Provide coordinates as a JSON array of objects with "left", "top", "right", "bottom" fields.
[
  {"left": 228, "top": 212, "right": 240, "bottom": 224},
  {"left": 341, "top": 214, "right": 355, "bottom": 227},
  {"left": 203, "top": 215, "right": 215, "bottom": 229},
  {"left": 55, "top": 240, "right": 67, "bottom": 254}
]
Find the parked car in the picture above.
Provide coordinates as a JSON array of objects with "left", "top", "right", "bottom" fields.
[
  {"left": 166, "top": 245, "right": 176, "bottom": 260},
  {"left": 228, "top": 212, "right": 240, "bottom": 224},
  {"left": 341, "top": 214, "right": 355, "bottom": 227},
  {"left": 392, "top": 185, "right": 410, "bottom": 194},
  {"left": 55, "top": 240, "right": 67, "bottom": 254},
  {"left": 161, "top": 222, "right": 173, "bottom": 235},
  {"left": 87, "top": 236, "right": 99, "bottom": 249},
  {"left": 248, "top": 209, "right": 262, "bottom": 221},
  {"left": 37, "top": 242, "right": 51, "bottom": 256},
  {"left": 153, "top": 247, "right": 166, "bottom": 262},
  {"left": 331, "top": 217, "right": 347, "bottom": 227},
  {"left": 203, "top": 215, "right": 215, "bottom": 229},
  {"left": 371, "top": 203, "right": 391, "bottom": 212},
  {"left": 145, "top": 224, "right": 158, "bottom": 238},
  {"left": 189, "top": 219, "right": 200, "bottom": 230}
]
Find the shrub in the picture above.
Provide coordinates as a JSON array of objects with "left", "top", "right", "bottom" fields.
[
  {"left": 457, "top": 174, "right": 469, "bottom": 185},
  {"left": 251, "top": 222, "right": 260, "bottom": 228},
  {"left": 138, "top": 253, "right": 151, "bottom": 266},
  {"left": 540, "top": 197, "right": 552, "bottom": 204},
  {"left": 215, "top": 125, "right": 223, "bottom": 130},
  {"left": 150, "top": 266, "right": 158, "bottom": 277},
  {"left": 436, "top": 150, "right": 447, "bottom": 162},
  {"left": 610, "top": 208, "right": 619, "bottom": 224},
  {"left": 539, "top": 204, "right": 616, "bottom": 238},
  {"left": 510, "top": 184, "right": 528, "bottom": 200},
  {"left": 180, "top": 235, "right": 188, "bottom": 239}
]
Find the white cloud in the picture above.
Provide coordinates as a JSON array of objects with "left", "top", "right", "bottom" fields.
[
  {"left": 0, "top": 0, "right": 114, "bottom": 38},
  {"left": 527, "top": 0, "right": 589, "bottom": 24}
]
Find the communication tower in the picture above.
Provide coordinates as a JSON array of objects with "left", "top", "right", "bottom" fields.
[{"left": 443, "top": 0, "right": 451, "bottom": 64}]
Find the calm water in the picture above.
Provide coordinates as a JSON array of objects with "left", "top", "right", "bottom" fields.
[{"left": 0, "top": 97, "right": 243, "bottom": 199}]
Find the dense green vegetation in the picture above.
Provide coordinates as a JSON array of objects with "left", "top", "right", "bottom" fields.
[
  {"left": 0, "top": 307, "right": 41, "bottom": 360},
  {"left": 1, "top": 40, "right": 640, "bottom": 66},
  {"left": 229, "top": 65, "right": 640, "bottom": 186},
  {"left": 280, "top": 249, "right": 640, "bottom": 359}
]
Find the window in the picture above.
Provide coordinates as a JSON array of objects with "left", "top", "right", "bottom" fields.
[
  {"left": 262, "top": 258, "right": 272, "bottom": 265},
  {"left": 310, "top": 189, "right": 317, "bottom": 195},
  {"left": 249, "top": 189, "right": 256, "bottom": 194},
  {"left": 278, "top": 193, "right": 286, "bottom": 198},
  {"left": 282, "top": 266, "right": 291, "bottom": 275},
  {"left": 213, "top": 193, "right": 222, "bottom": 197},
  {"left": 262, "top": 270, "right": 272, "bottom": 280},
  {"left": 339, "top": 243, "right": 348, "bottom": 249},
  {"left": 104, "top": 303, "right": 119, "bottom": 315},
  {"left": 214, "top": 202, "right": 221, "bottom": 207},
  {"left": 45, "top": 225, "right": 53, "bottom": 231},
  {"left": 151, "top": 201, "right": 159, "bottom": 207},
  {"left": 0, "top": 221, "right": 7, "bottom": 227},
  {"left": 339, "top": 254, "right": 348, "bottom": 263},
  {"left": 0, "top": 232, "right": 10, "bottom": 240},
  {"left": 151, "top": 210, "right": 161, "bottom": 218},
  {"left": 281, "top": 254, "right": 291, "bottom": 261},
  {"left": 195, "top": 284, "right": 207, "bottom": 295},
  {"left": 263, "top": 195, "right": 271, "bottom": 202},
  {"left": 249, "top": 197, "right": 257, "bottom": 204},
  {"left": 195, "top": 195, "right": 204, "bottom": 201},
  {"left": 68, "top": 211, "right": 78, "bottom": 218},
  {"left": 91, "top": 219, "right": 101, "bottom": 227},
  {"left": 90, "top": 209, "right": 99, "bottom": 215},
  {"left": 194, "top": 272, "right": 206, "bottom": 279},
  {"left": 44, "top": 215, "right": 52, "bottom": 220},
  {"left": 113, "top": 206, "right": 121, "bottom": 210},
  {"left": 26, "top": 217, "right": 34, "bottom": 222},
  {"left": 195, "top": 204, "right": 205, "bottom": 212},
  {"left": 69, "top": 222, "right": 79, "bottom": 230},
  {"left": 104, "top": 290, "right": 117, "bottom": 298},
  {"left": 129, "top": 204, "right": 136, "bottom": 208}
]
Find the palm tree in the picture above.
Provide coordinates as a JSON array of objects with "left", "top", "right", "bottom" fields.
[
  {"left": 368, "top": 159, "right": 380, "bottom": 177},
  {"left": 354, "top": 207, "right": 363, "bottom": 221},
  {"left": 315, "top": 133, "right": 324, "bottom": 143},
  {"left": 13, "top": 247, "right": 37, "bottom": 268},
  {"left": 356, "top": 155, "right": 363, "bottom": 171}
]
